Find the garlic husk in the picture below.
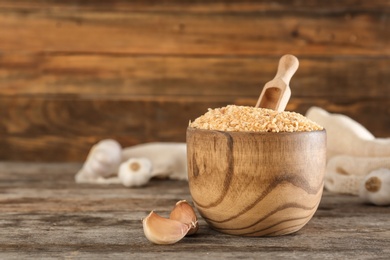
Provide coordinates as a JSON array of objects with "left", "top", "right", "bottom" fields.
[
  {"left": 142, "top": 211, "right": 191, "bottom": 244},
  {"left": 169, "top": 200, "right": 199, "bottom": 235}
]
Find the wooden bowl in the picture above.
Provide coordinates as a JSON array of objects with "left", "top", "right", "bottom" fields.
[{"left": 186, "top": 127, "right": 326, "bottom": 236}]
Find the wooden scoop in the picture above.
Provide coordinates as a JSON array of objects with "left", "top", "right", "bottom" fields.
[{"left": 255, "top": 54, "right": 299, "bottom": 112}]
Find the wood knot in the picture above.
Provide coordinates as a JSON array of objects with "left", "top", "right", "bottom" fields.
[
  {"left": 365, "top": 176, "right": 381, "bottom": 192},
  {"left": 130, "top": 162, "right": 141, "bottom": 172}
]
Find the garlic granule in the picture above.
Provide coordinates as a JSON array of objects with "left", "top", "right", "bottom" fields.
[{"left": 190, "top": 105, "right": 323, "bottom": 133}]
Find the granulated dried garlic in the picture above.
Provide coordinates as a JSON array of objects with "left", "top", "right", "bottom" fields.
[{"left": 190, "top": 105, "right": 323, "bottom": 132}]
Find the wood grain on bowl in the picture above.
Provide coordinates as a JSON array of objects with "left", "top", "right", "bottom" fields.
[{"left": 187, "top": 127, "right": 326, "bottom": 236}]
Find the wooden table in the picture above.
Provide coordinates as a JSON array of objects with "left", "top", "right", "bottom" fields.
[{"left": 1, "top": 162, "right": 389, "bottom": 259}]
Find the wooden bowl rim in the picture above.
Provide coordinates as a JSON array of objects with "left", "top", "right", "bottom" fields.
[{"left": 187, "top": 127, "right": 326, "bottom": 136}]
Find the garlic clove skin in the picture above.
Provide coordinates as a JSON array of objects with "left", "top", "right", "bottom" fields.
[
  {"left": 359, "top": 168, "right": 390, "bottom": 206},
  {"left": 142, "top": 211, "right": 191, "bottom": 244},
  {"left": 169, "top": 200, "right": 199, "bottom": 235},
  {"left": 118, "top": 158, "right": 153, "bottom": 187}
]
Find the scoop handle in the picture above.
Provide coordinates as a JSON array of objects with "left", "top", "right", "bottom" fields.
[
  {"left": 255, "top": 54, "right": 299, "bottom": 111},
  {"left": 275, "top": 54, "right": 299, "bottom": 85}
]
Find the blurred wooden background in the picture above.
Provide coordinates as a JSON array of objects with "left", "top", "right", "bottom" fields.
[{"left": 0, "top": 0, "right": 389, "bottom": 162}]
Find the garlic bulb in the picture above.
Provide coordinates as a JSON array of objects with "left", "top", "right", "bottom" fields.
[
  {"left": 118, "top": 158, "right": 153, "bottom": 187},
  {"left": 325, "top": 155, "right": 390, "bottom": 195},
  {"left": 359, "top": 168, "right": 390, "bottom": 206},
  {"left": 122, "top": 142, "right": 187, "bottom": 180},
  {"left": 306, "top": 107, "right": 390, "bottom": 159},
  {"left": 75, "top": 139, "right": 122, "bottom": 184}
]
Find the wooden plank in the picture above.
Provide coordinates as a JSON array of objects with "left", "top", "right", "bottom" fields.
[
  {"left": 0, "top": 162, "right": 389, "bottom": 259},
  {"left": 0, "top": 97, "right": 199, "bottom": 161},
  {"left": 0, "top": 97, "right": 389, "bottom": 161},
  {"left": 1, "top": 96, "right": 389, "bottom": 137},
  {"left": 0, "top": 55, "right": 388, "bottom": 98},
  {"left": 0, "top": 136, "right": 114, "bottom": 162},
  {"left": 0, "top": 0, "right": 389, "bottom": 13},
  {"left": 0, "top": 6, "right": 388, "bottom": 56},
  {"left": 0, "top": 97, "right": 200, "bottom": 137}
]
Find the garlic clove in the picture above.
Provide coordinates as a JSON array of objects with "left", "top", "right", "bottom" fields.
[
  {"left": 169, "top": 200, "right": 199, "bottom": 235},
  {"left": 142, "top": 211, "right": 191, "bottom": 244}
]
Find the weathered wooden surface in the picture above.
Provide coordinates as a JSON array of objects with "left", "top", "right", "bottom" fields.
[
  {"left": 0, "top": 0, "right": 389, "bottom": 161},
  {"left": 0, "top": 162, "right": 389, "bottom": 259}
]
